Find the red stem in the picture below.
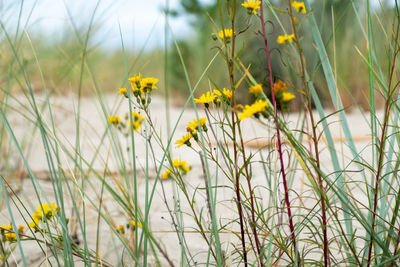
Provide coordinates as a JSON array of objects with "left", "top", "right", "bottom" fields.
[{"left": 259, "top": 2, "right": 297, "bottom": 258}]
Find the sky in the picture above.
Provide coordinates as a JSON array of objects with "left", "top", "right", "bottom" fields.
[
  {"left": 0, "top": 0, "right": 197, "bottom": 50},
  {"left": 0, "top": 0, "right": 391, "bottom": 51}
]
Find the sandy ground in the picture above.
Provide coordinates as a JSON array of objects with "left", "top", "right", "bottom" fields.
[{"left": 1, "top": 93, "right": 380, "bottom": 265}]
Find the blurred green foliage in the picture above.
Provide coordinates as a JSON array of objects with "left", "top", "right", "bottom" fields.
[{"left": 166, "top": 0, "right": 393, "bottom": 110}]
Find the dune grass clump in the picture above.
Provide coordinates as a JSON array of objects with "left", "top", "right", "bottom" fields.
[{"left": 1, "top": 0, "right": 400, "bottom": 266}]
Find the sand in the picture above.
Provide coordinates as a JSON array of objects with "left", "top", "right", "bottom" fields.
[{"left": 0, "top": 92, "right": 380, "bottom": 265}]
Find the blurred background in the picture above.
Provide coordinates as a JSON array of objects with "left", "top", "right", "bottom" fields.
[{"left": 0, "top": 0, "right": 396, "bottom": 110}]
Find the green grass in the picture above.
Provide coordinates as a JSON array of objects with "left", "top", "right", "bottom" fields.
[{"left": 1, "top": 0, "right": 400, "bottom": 266}]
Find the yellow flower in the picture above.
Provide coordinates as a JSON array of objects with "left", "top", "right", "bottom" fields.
[
  {"left": 186, "top": 117, "right": 207, "bottom": 132},
  {"left": 140, "top": 77, "right": 158, "bottom": 90},
  {"left": 249, "top": 84, "right": 263, "bottom": 95},
  {"left": 132, "top": 111, "right": 145, "bottom": 122},
  {"left": 132, "top": 121, "right": 141, "bottom": 132},
  {"left": 277, "top": 34, "right": 295, "bottom": 44},
  {"left": 172, "top": 159, "right": 191, "bottom": 173},
  {"left": 129, "top": 73, "right": 142, "bottom": 84},
  {"left": 1, "top": 224, "right": 17, "bottom": 242},
  {"left": 292, "top": 1, "right": 306, "bottom": 14},
  {"left": 1, "top": 224, "right": 12, "bottom": 231},
  {"left": 194, "top": 92, "right": 216, "bottom": 104},
  {"left": 175, "top": 133, "right": 192, "bottom": 148},
  {"left": 281, "top": 92, "right": 296, "bottom": 102},
  {"left": 116, "top": 224, "right": 125, "bottom": 234},
  {"left": 214, "top": 88, "right": 232, "bottom": 99},
  {"left": 161, "top": 169, "right": 172, "bottom": 179},
  {"left": 37, "top": 203, "right": 58, "bottom": 219},
  {"left": 242, "top": 0, "right": 261, "bottom": 15},
  {"left": 118, "top": 87, "right": 127, "bottom": 95},
  {"left": 32, "top": 211, "right": 42, "bottom": 222},
  {"left": 4, "top": 232, "right": 16, "bottom": 242},
  {"left": 108, "top": 115, "right": 121, "bottom": 125},
  {"left": 131, "top": 220, "right": 143, "bottom": 228},
  {"left": 238, "top": 99, "right": 269, "bottom": 120},
  {"left": 18, "top": 225, "right": 25, "bottom": 233},
  {"left": 273, "top": 80, "right": 288, "bottom": 94},
  {"left": 218, "top": 29, "right": 233, "bottom": 39},
  {"left": 28, "top": 219, "right": 39, "bottom": 229}
]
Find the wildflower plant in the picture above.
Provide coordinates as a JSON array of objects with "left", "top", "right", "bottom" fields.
[{"left": 1, "top": 0, "right": 400, "bottom": 266}]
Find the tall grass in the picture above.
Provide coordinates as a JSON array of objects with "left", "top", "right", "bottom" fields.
[{"left": 1, "top": 0, "right": 400, "bottom": 266}]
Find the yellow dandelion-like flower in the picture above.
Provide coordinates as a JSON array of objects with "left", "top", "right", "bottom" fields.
[
  {"left": 32, "top": 211, "right": 42, "bottom": 222},
  {"left": 281, "top": 92, "right": 296, "bottom": 102},
  {"left": 1, "top": 223, "right": 12, "bottom": 231},
  {"left": 241, "top": 0, "right": 261, "bottom": 15},
  {"left": 140, "top": 77, "right": 158, "bottom": 90},
  {"left": 28, "top": 218, "right": 39, "bottom": 229},
  {"left": 187, "top": 119, "right": 198, "bottom": 132},
  {"left": 238, "top": 99, "right": 269, "bottom": 120},
  {"left": 118, "top": 88, "right": 127, "bottom": 95},
  {"left": 199, "top": 117, "right": 207, "bottom": 127},
  {"left": 37, "top": 203, "right": 58, "bottom": 218},
  {"left": 175, "top": 133, "right": 192, "bottom": 148},
  {"left": 273, "top": 80, "right": 288, "bottom": 94},
  {"left": 277, "top": 34, "right": 295, "bottom": 44},
  {"left": 172, "top": 159, "right": 191, "bottom": 173},
  {"left": 18, "top": 225, "right": 25, "bottom": 233},
  {"left": 222, "top": 88, "right": 233, "bottom": 99},
  {"left": 292, "top": 1, "right": 306, "bottom": 14},
  {"left": 194, "top": 92, "right": 216, "bottom": 104},
  {"left": 215, "top": 88, "right": 233, "bottom": 99},
  {"left": 218, "top": 29, "right": 233, "bottom": 39},
  {"left": 4, "top": 232, "right": 16, "bottom": 242},
  {"left": 249, "top": 84, "right": 263, "bottom": 95},
  {"left": 213, "top": 89, "right": 222, "bottom": 97},
  {"left": 132, "top": 111, "right": 145, "bottom": 122},
  {"left": 186, "top": 117, "right": 207, "bottom": 132},
  {"left": 161, "top": 169, "right": 172, "bottom": 179},
  {"left": 132, "top": 120, "right": 141, "bottom": 132},
  {"left": 131, "top": 220, "right": 143, "bottom": 228},
  {"left": 129, "top": 73, "right": 142, "bottom": 84},
  {"left": 108, "top": 115, "right": 121, "bottom": 125}
]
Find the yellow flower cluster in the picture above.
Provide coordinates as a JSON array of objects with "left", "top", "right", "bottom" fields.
[
  {"left": 273, "top": 80, "right": 296, "bottom": 108},
  {"left": 28, "top": 203, "right": 60, "bottom": 230},
  {"left": 175, "top": 133, "right": 193, "bottom": 148},
  {"left": 118, "top": 73, "right": 158, "bottom": 106},
  {"left": 1, "top": 224, "right": 24, "bottom": 242},
  {"left": 161, "top": 169, "right": 172, "bottom": 179},
  {"left": 130, "top": 220, "right": 143, "bottom": 228},
  {"left": 214, "top": 88, "right": 233, "bottom": 104},
  {"left": 108, "top": 115, "right": 121, "bottom": 125},
  {"left": 187, "top": 117, "right": 207, "bottom": 133},
  {"left": 118, "top": 87, "right": 127, "bottom": 95},
  {"left": 194, "top": 92, "right": 216, "bottom": 106},
  {"left": 161, "top": 158, "right": 191, "bottom": 180},
  {"left": 175, "top": 117, "right": 207, "bottom": 148},
  {"left": 238, "top": 99, "right": 269, "bottom": 120},
  {"left": 292, "top": 1, "right": 306, "bottom": 14},
  {"left": 273, "top": 80, "right": 287, "bottom": 94},
  {"left": 277, "top": 34, "right": 295, "bottom": 44},
  {"left": 242, "top": 0, "right": 261, "bottom": 15},
  {"left": 172, "top": 158, "right": 191, "bottom": 173},
  {"left": 195, "top": 89, "right": 233, "bottom": 107},
  {"left": 131, "top": 111, "right": 145, "bottom": 132},
  {"left": 116, "top": 220, "right": 143, "bottom": 235},
  {"left": 249, "top": 84, "right": 263, "bottom": 95},
  {"left": 218, "top": 29, "right": 233, "bottom": 39},
  {"left": 129, "top": 73, "right": 159, "bottom": 94},
  {"left": 108, "top": 111, "right": 145, "bottom": 133}
]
